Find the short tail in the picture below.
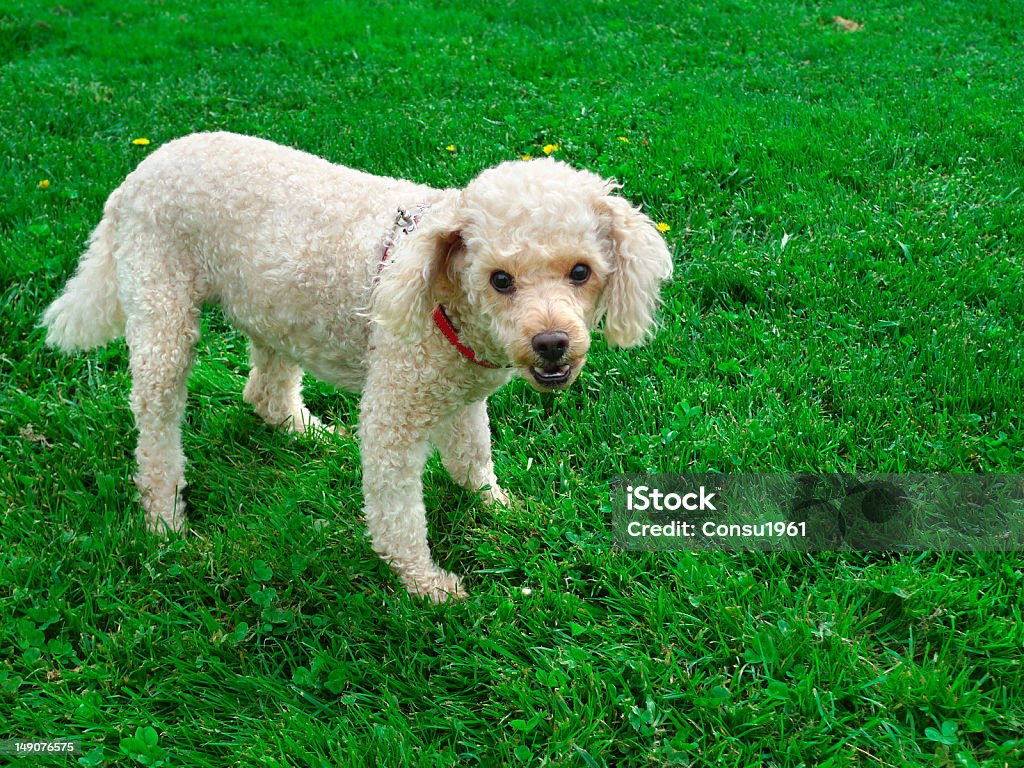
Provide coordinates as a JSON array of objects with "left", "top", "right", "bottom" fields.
[{"left": 41, "top": 188, "right": 126, "bottom": 352}]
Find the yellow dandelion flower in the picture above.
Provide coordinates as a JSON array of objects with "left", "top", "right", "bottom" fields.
[
  {"left": 520, "top": 154, "right": 532, "bottom": 161},
  {"left": 542, "top": 143, "right": 559, "bottom": 155},
  {"left": 445, "top": 145, "right": 456, "bottom": 152},
  {"left": 617, "top": 136, "right": 630, "bottom": 143},
  {"left": 132, "top": 137, "right": 150, "bottom": 146},
  {"left": 656, "top": 222, "right": 671, "bottom": 233},
  {"left": 37, "top": 179, "right": 50, "bottom": 189}
]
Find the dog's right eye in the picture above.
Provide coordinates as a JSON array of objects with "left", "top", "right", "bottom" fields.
[{"left": 489, "top": 271, "right": 515, "bottom": 294}]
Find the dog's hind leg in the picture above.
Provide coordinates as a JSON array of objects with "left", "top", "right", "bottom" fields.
[
  {"left": 243, "top": 340, "right": 326, "bottom": 434},
  {"left": 124, "top": 291, "right": 201, "bottom": 536},
  {"left": 431, "top": 401, "right": 508, "bottom": 506}
]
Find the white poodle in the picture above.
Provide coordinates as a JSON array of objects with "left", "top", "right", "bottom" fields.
[{"left": 42, "top": 132, "right": 672, "bottom": 601}]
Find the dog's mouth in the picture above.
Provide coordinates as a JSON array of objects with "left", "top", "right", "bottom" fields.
[{"left": 525, "top": 361, "right": 579, "bottom": 390}]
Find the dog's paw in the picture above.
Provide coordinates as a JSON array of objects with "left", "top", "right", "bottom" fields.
[
  {"left": 140, "top": 485, "right": 187, "bottom": 537},
  {"left": 403, "top": 568, "right": 467, "bottom": 603},
  {"left": 293, "top": 410, "right": 325, "bottom": 433},
  {"left": 482, "top": 483, "right": 510, "bottom": 507},
  {"left": 143, "top": 504, "right": 187, "bottom": 537},
  {"left": 298, "top": 414, "right": 354, "bottom": 441}
]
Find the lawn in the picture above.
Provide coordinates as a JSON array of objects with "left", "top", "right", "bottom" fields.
[{"left": 1, "top": 0, "right": 1022, "bottom": 765}]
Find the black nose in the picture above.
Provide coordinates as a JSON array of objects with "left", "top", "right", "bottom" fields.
[{"left": 531, "top": 331, "right": 570, "bottom": 362}]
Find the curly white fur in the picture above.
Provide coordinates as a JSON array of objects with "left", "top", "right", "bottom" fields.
[{"left": 42, "top": 132, "right": 672, "bottom": 602}]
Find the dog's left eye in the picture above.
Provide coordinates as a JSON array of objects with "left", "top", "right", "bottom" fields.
[
  {"left": 569, "top": 263, "right": 591, "bottom": 284},
  {"left": 490, "top": 270, "right": 515, "bottom": 293}
]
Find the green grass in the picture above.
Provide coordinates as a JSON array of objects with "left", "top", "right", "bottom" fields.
[{"left": 2, "top": 0, "right": 1023, "bottom": 765}]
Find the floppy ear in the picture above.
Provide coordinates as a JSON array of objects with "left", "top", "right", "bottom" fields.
[
  {"left": 371, "top": 196, "right": 462, "bottom": 341},
  {"left": 600, "top": 194, "right": 674, "bottom": 347}
]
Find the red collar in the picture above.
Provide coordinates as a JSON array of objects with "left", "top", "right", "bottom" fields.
[
  {"left": 378, "top": 209, "right": 500, "bottom": 369},
  {"left": 432, "top": 305, "right": 502, "bottom": 369}
]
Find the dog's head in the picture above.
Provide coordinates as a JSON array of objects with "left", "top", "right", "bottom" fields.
[{"left": 373, "top": 157, "right": 673, "bottom": 391}]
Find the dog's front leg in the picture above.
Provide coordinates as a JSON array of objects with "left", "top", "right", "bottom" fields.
[
  {"left": 358, "top": 386, "right": 466, "bottom": 603},
  {"left": 432, "top": 401, "right": 508, "bottom": 506}
]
